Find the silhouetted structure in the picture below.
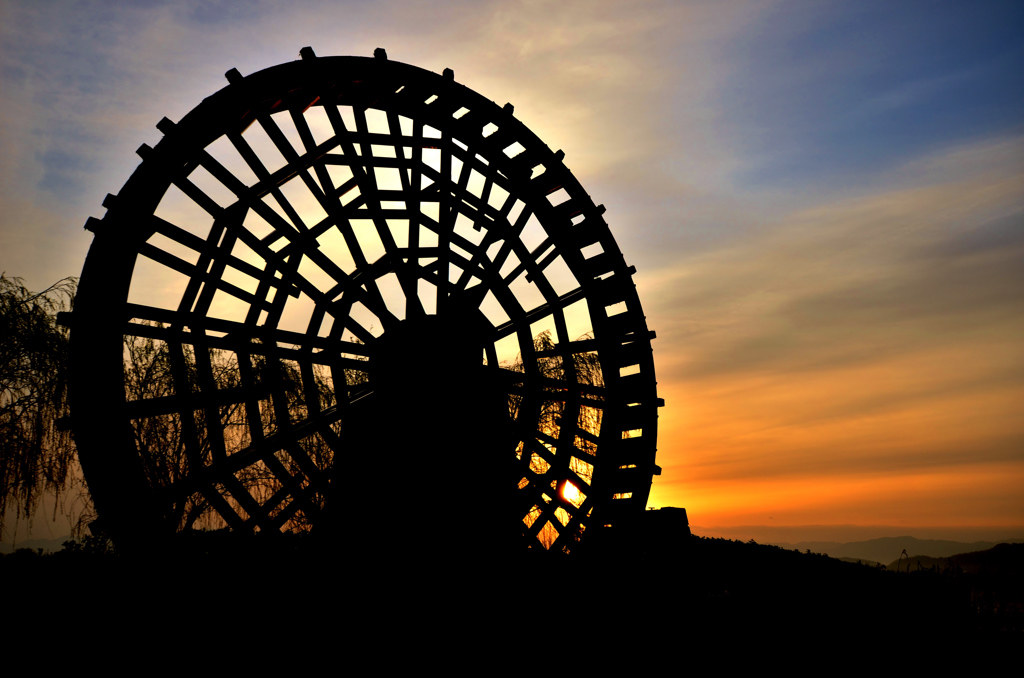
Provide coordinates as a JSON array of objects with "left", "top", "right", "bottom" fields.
[{"left": 65, "top": 48, "right": 662, "bottom": 556}]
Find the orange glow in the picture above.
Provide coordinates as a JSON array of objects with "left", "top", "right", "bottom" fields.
[
  {"left": 648, "top": 339, "right": 1024, "bottom": 529},
  {"left": 654, "top": 463, "right": 1024, "bottom": 528}
]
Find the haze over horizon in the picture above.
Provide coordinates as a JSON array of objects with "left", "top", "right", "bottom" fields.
[{"left": 2, "top": 0, "right": 1022, "bottom": 547}]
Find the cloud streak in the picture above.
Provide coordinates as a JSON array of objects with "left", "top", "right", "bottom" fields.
[
  {"left": 1, "top": 0, "right": 1022, "bottom": 538},
  {"left": 645, "top": 135, "right": 1024, "bottom": 524}
]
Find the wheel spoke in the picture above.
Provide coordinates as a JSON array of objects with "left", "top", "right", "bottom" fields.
[{"left": 70, "top": 51, "right": 660, "bottom": 549}]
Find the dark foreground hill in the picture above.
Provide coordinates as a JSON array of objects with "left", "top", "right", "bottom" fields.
[{"left": 2, "top": 533, "right": 1020, "bottom": 651}]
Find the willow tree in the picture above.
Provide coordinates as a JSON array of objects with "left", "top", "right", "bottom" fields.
[
  {"left": 122, "top": 328, "right": 344, "bottom": 534},
  {"left": 1, "top": 274, "right": 358, "bottom": 540},
  {"left": 0, "top": 275, "right": 77, "bottom": 539},
  {"left": 508, "top": 330, "right": 604, "bottom": 550}
]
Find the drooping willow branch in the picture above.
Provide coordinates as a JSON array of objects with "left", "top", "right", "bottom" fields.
[{"left": 0, "top": 274, "right": 77, "bottom": 538}]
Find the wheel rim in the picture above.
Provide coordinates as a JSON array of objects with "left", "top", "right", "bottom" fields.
[{"left": 69, "top": 50, "right": 660, "bottom": 552}]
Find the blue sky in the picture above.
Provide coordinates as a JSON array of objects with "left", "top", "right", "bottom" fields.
[
  {"left": 1, "top": 0, "right": 1022, "bottom": 544},
  {"left": 716, "top": 1, "right": 1024, "bottom": 190}
]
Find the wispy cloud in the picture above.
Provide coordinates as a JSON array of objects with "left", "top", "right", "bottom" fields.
[
  {"left": 1, "top": 0, "right": 1022, "bottom": 537},
  {"left": 646, "top": 135, "right": 1024, "bottom": 523}
]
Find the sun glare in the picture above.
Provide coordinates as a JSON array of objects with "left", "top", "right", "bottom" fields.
[{"left": 562, "top": 480, "right": 585, "bottom": 508}]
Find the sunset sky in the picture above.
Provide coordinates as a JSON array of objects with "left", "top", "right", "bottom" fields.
[{"left": 2, "top": 0, "right": 1022, "bottom": 545}]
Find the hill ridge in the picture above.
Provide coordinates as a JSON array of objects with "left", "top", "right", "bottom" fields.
[{"left": 767, "top": 536, "right": 1024, "bottom": 564}]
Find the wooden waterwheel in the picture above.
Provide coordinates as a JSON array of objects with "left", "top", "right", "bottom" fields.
[{"left": 68, "top": 47, "right": 661, "bottom": 554}]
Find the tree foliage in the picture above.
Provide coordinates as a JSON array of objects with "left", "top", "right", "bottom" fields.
[
  {"left": 5, "top": 272, "right": 583, "bottom": 543},
  {"left": 508, "top": 330, "right": 603, "bottom": 549},
  {"left": 123, "top": 329, "right": 347, "bottom": 533},
  {"left": 508, "top": 329, "right": 603, "bottom": 463},
  {"left": 0, "top": 274, "right": 77, "bottom": 539},
  {"left": 0, "top": 268, "right": 365, "bottom": 541}
]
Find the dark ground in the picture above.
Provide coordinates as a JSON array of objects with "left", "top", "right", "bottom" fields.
[{"left": 3, "top": 533, "right": 1020, "bottom": 654}]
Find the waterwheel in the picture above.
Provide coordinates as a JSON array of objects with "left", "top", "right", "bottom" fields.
[{"left": 68, "top": 48, "right": 661, "bottom": 554}]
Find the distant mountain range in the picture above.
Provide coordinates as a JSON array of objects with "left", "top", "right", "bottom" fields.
[{"left": 770, "top": 536, "right": 1024, "bottom": 564}]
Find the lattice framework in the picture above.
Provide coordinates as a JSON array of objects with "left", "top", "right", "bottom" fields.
[{"left": 68, "top": 48, "right": 661, "bottom": 552}]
